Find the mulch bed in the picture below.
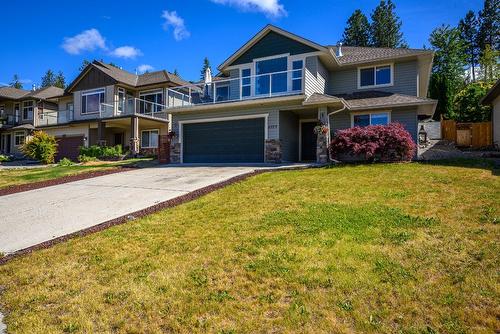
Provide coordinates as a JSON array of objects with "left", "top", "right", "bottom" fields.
[
  {"left": 0, "top": 167, "right": 138, "bottom": 197},
  {"left": 0, "top": 170, "right": 265, "bottom": 265}
]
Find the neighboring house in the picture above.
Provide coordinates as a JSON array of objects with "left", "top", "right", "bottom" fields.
[
  {"left": 165, "top": 25, "right": 437, "bottom": 163},
  {"left": 37, "top": 61, "right": 190, "bottom": 160},
  {"left": 481, "top": 79, "right": 500, "bottom": 148},
  {"left": 0, "top": 86, "right": 64, "bottom": 155}
]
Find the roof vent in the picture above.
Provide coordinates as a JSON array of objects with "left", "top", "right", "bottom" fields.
[
  {"left": 337, "top": 42, "right": 343, "bottom": 57},
  {"left": 32, "top": 84, "right": 37, "bottom": 91}
]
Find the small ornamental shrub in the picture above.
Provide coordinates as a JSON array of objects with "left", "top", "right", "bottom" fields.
[
  {"left": 58, "top": 158, "right": 75, "bottom": 166},
  {"left": 78, "top": 155, "right": 98, "bottom": 163},
  {"left": 0, "top": 154, "right": 10, "bottom": 162},
  {"left": 329, "top": 123, "right": 416, "bottom": 162},
  {"left": 21, "top": 131, "right": 58, "bottom": 164}
]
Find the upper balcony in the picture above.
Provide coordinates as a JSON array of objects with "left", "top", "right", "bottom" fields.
[
  {"left": 37, "top": 98, "right": 168, "bottom": 127},
  {"left": 165, "top": 68, "right": 304, "bottom": 110},
  {"left": 0, "top": 114, "right": 20, "bottom": 127}
]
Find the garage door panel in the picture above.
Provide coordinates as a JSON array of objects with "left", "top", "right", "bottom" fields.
[
  {"left": 183, "top": 118, "right": 265, "bottom": 163},
  {"left": 56, "top": 136, "right": 84, "bottom": 162}
]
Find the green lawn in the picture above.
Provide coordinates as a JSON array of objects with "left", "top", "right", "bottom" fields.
[
  {"left": 0, "top": 158, "right": 153, "bottom": 189},
  {"left": 0, "top": 160, "right": 498, "bottom": 333}
]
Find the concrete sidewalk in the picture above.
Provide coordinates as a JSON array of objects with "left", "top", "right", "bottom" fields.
[{"left": 0, "top": 165, "right": 279, "bottom": 254}]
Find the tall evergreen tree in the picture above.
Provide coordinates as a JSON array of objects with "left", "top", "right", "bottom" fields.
[
  {"left": 479, "top": 44, "right": 500, "bottom": 81},
  {"left": 9, "top": 75, "right": 23, "bottom": 89},
  {"left": 173, "top": 69, "right": 179, "bottom": 76},
  {"left": 428, "top": 25, "right": 467, "bottom": 119},
  {"left": 459, "top": 10, "right": 479, "bottom": 81},
  {"left": 54, "top": 71, "right": 66, "bottom": 89},
  {"left": 370, "top": 0, "right": 407, "bottom": 48},
  {"left": 200, "top": 57, "right": 211, "bottom": 81},
  {"left": 341, "top": 9, "right": 370, "bottom": 46},
  {"left": 477, "top": 0, "right": 500, "bottom": 54},
  {"left": 41, "top": 70, "right": 56, "bottom": 88},
  {"left": 79, "top": 60, "right": 91, "bottom": 72}
]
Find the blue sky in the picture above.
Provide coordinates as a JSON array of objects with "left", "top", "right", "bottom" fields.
[{"left": 0, "top": 0, "right": 483, "bottom": 88}]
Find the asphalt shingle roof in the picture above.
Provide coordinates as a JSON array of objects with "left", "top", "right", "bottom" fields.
[
  {"left": 336, "top": 91, "right": 436, "bottom": 109},
  {"left": 327, "top": 46, "right": 432, "bottom": 65},
  {"left": 0, "top": 86, "right": 29, "bottom": 99},
  {"left": 0, "top": 86, "right": 64, "bottom": 100}
]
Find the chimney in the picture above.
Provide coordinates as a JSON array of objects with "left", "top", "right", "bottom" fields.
[
  {"left": 337, "top": 42, "right": 343, "bottom": 57},
  {"left": 32, "top": 84, "right": 37, "bottom": 91}
]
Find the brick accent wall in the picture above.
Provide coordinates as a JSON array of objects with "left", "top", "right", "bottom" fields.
[{"left": 158, "top": 135, "right": 170, "bottom": 164}]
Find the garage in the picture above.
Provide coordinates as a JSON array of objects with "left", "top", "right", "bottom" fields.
[
  {"left": 56, "top": 136, "right": 84, "bottom": 162},
  {"left": 182, "top": 117, "right": 265, "bottom": 163}
]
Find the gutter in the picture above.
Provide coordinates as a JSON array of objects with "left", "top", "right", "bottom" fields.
[{"left": 326, "top": 102, "right": 347, "bottom": 163}]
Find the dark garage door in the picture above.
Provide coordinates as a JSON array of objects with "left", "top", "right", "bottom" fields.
[
  {"left": 183, "top": 118, "right": 265, "bottom": 163},
  {"left": 56, "top": 136, "right": 84, "bottom": 162}
]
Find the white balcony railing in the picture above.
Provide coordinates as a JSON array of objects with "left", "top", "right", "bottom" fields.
[
  {"left": 37, "top": 98, "right": 168, "bottom": 127},
  {"left": 165, "top": 68, "right": 304, "bottom": 109}
]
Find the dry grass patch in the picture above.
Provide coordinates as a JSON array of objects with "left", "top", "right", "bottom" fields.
[{"left": 0, "top": 159, "right": 498, "bottom": 333}]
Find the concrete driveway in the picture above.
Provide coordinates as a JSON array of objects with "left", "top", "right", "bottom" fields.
[{"left": 0, "top": 165, "right": 274, "bottom": 254}]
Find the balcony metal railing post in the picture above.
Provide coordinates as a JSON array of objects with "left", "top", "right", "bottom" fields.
[
  {"left": 269, "top": 75, "right": 272, "bottom": 98},
  {"left": 213, "top": 84, "right": 216, "bottom": 104}
]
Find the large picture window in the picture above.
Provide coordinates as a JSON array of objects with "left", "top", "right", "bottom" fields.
[
  {"left": 358, "top": 64, "right": 393, "bottom": 88},
  {"left": 82, "top": 89, "right": 105, "bottom": 114},
  {"left": 22, "top": 101, "right": 33, "bottom": 120},
  {"left": 141, "top": 129, "right": 159, "bottom": 148},
  {"left": 139, "top": 90, "right": 163, "bottom": 114},
  {"left": 352, "top": 112, "right": 390, "bottom": 127},
  {"left": 255, "top": 56, "right": 287, "bottom": 95}
]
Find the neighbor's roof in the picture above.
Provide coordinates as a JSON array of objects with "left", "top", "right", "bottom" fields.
[
  {"left": 67, "top": 61, "right": 191, "bottom": 92},
  {"left": 336, "top": 91, "right": 437, "bottom": 110},
  {"left": 328, "top": 46, "right": 432, "bottom": 66},
  {"left": 0, "top": 86, "right": 64, "bottom": 100},
  {"left": 480, "top": 79, "right": 500, "bottom": 105}
]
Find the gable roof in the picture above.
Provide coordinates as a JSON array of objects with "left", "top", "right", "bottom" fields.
[
  {"left": 67, "top": 60, "right": 190, "bottom": 92},
  {"left": 218, "top": 24, "right": 327, "bottom": 71},
  {"left": 481, "top": 79, "right": 500, "bottom": 105},
  {"left": 0, "top": 86, "right": 64, "bottom": 101}
]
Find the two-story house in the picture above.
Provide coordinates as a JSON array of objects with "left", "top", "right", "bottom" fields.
[
  {"left": 37, "top": 61, "right": 190, "bottom": 160},
  {"left": 0, "top": 86, "right": 64, "bottom": 155},
  {"left": 165, "top": 25, "right": 437, "bottom": 163}
]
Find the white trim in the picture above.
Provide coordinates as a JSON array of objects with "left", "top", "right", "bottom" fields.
[
  {"left": 140, "top": 128, "right": 159, "bottom": 149},
  {"left": 81, "top": 88, "right": 105, "bottom": 115},
  {"left": 22, "top": 100, "right": 34, "bottom": 120},
  {"left": 14, "top": 130, "right": 25, "bottom": 146},
  {"left": 298, "top": 118, "right": 317, "bottom": 161},
  {"left": 178, "top": 113, "right": 269, "bottom": 163},
  {"left": 81, "top": 88, "right": 105, "bottom": 96},
  {"left": 357, "top": 63, "right": 394, "bottom": 89},
  {"left": 225, "top": 51, "right": 321, "bottom": 72},
  {"left": 350, "top": 110, "right": 392, "bottom": 127}
]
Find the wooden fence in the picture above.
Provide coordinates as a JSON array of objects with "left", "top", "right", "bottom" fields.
[{"left": 441, "top": 119, "right": 492, "bottom": 148}]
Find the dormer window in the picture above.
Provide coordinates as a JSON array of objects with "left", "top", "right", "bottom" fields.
[{"left": 358, "top": 64, "right": 393, "bottom": 89}]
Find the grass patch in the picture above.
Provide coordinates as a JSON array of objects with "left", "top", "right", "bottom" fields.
[
  {"left": 0, "top": 160, "right": 498, "bottom": 333},
  {"left": 0, "top": 158, "right": 152, "bottom": 189}
]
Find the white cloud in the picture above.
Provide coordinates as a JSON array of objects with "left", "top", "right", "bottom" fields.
[
  {"left": 62, "top": 28, "right": 106, "bottom": 55},
  {"left": 110, "top": 46, "right": 143, "bottom": 59},
  {"left": 210, "top": 0, "right": 286, "bottom": 17},
  {"left": 162, "top": 10, "right": 190, "bottom": 41},
  {"left": 137, "top": 64, "right": 154, "bottom": 73}
]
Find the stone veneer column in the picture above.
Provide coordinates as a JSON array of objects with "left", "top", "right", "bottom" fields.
[
  {"left": 169, "top": 139, "right": 181, "bottom": 163},
  {"left": 316, "top": 132, "right": 329, "bottom": 164},
  {"left": 265, "top": 139, "right": 282, "bottom": 163}
]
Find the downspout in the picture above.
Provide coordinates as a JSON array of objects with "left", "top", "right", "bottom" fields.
[{"left": 326, "top": 101, "right": 347, "bottom": 162}]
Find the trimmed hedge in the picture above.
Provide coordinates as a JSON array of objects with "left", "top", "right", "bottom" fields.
[
  {"left": 329, "top": 123, "right": 416, "bottom": 162},
  {"left": 79, "top": 145, "right": 123, "bottom": 159}
]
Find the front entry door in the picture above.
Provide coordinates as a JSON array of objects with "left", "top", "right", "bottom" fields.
[
  {"left": 301, "top": 122, "right": 317, "bottom": 161},
  {"left": 114, "top": 133, "right": 124, "bottom": 146}
]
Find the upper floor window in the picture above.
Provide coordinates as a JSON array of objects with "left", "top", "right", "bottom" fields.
[
  {"left": 82, "top": 89, "right": 105, "bottom": 114},
  {"left": 139, "top": 90, "right": 163, "bottom": 114},
  {"left": 241, "top": 68, "right": 251, "bottom": 97},
  {"left": 358, "top": 64, "right": 393, "bottom": 88},
  {"left": 292, "top": 60, "right": 304, "bottom": 91},
  {"left": 352, "top": 112, "right": 390, "bottom": 127},
  {"left": 117, "top": 88, "right": 125, "bottom": 112},
  {"left": 22, "top": 101, "right": 34, "bottom": 120}
]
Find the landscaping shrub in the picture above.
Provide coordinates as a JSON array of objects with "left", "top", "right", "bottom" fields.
[
  {"left": 78, "top": 155, "right": 98, "bottom": 163},
  {"left": 58, "top": 158, "right": 75, "bottom": 166},
  {"left": 0, "top": 154, "right": 9, "bottom": 162},
  {"left": 453, "top": 81, "right": 493, "bottom": 122},
  {"left": 329, "top": 123, "right": 416, "bottom": 162},
  {"left": 79, "top": 145, "right": 123, "bottom": 159},
  {"left": 21, "top": 131, "right": 58, "bottom": 164}
]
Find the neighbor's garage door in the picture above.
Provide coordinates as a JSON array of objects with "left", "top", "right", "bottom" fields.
[
  {"left": 183, "top": 118, "right": 265, "bottom": 163},
  {"left": 56, "top": 136, "right": 84, "bottom": 162}
]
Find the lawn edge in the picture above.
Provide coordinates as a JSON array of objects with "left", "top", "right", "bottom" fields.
[
  {"left": 0, "top": 166, "right": 138, "bottom": 197},
  {"left": 0, "top": 169, "right": 274, "bottom": 265}
]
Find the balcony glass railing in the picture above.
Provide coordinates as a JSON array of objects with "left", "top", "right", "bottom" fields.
[
  {"left": 0, "top": 114, "right": 19, "bottom": 126},
  {"left": 37, "top": 98, "right": 168, "bottom": 127},
  {"left": 165, "top": 68, "right": 304, "bottom": 109}
]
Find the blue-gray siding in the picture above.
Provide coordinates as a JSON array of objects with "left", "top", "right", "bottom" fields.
[
  {"left": 328, "top": 61, "right": 418, "bottom": 96},
  {"left": 279, "top": 111, "right": 299, "bottom": 162},
  {"left": 330, "top": 107, "right": 418, "bottom": 142},
  {"left": 230, "top": 31, "right": 318, "bottom": 66},
  {"left": 305, "top": 56, "right": 328, "bottom": 96}
]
